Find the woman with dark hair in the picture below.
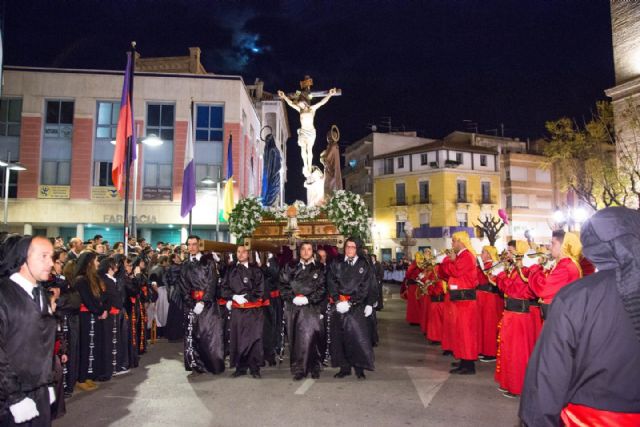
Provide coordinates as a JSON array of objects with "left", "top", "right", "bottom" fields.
[
  {"left": 164, "top": 253, "right": 184, "bottom": 341},
  {"left": 47, "top": 249, "right": 81, "bottom": 401},
  {"left": 74, "top": 252, "right": 108, "bottom": 389},
  {"left": 98, "top": 256, "right": 127, "bottom": 379}
]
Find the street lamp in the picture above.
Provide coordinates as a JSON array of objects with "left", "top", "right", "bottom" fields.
[
  {"left": 200, "top": 175, "right": 222, "bottom": 241},
  {"left": 553, "top": 206, "right": 590, "bottom": 231},
  {"left": 2, "top": 152, "right": 27, "bottom": 227}
]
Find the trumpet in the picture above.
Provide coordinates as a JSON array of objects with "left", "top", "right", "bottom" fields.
[
  {"left": 483, "top": 260, "right": 506, "bottom": 273},
  {"left": 527, "top": 252, "right": 551, "bottom": 265},
  {"left": 415, "top": 275, "right": 434, "bottom": 299}
]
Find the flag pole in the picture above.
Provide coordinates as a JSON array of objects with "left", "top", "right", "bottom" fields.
[
  {"left": 123, "top": 41, "right": 136, "bottom": 256},
  {"left": 188, "top": 100, "right": 194, "bottom": 235}
]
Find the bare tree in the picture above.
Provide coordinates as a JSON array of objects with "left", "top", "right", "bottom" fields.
[{"left": 475, "top": 214, "right": 505, "bottom": 246}]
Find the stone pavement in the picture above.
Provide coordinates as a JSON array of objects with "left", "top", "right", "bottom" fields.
[{"left": 54, "top": 286, "right": 520, "bottom": 427}]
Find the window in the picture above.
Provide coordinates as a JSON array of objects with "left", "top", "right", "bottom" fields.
[
  {"left": 42, "top": 100, "right": 73, "bottom": 185},
  {"left": 42, "top": 161, "right": 70, "bottom": 185},
  {"left": 0, "top": 98, "right": 22, "bottom": 137},
  {"left": 481, "top": 181, "right": 491, "bottom": 203},
  {"left": 419, "top": 181, "right": 429, "bottom": 203},
  {"left": 419, "top": 212, "right": 430, "bottom": 228},
  {"left": 457, "top": 180, "right": 467, "bottom": 202},
  {"left": 396, "top": 221, "right": 406, "bottom": 238},
  {"left": 94, "top": 102, "right": 120, "bottom": 187},
  {"left": 420, "top": 153, "right": 428, "bottom": 165},
  {"left": 510, "top": 166, "right": 528, "bottom": 181},
  {"left": 512, "top": 194, "right": 529, "bottom": 208},
  {"left": 384, "top": 158, "right": 394, "bottom": 174},
  {"left": 144, "top": 104, "right": 175, "bottom": 199},
  {"left": 195, "top": 104, "right": 224, "bottom": 187},
  {"left": 195, "top": 104, "right": 224, "bottom": 142},
  {"left": 480, "top": 155, "right": 487, "bottom": 167},
  {"left": 456, "top": 152, "right": 463, "bottom": 164},
  {"left": 457, "top": 211, "right": 468, "bottom": 227},
  {"left": 94, "top": 161, "right": 114, "bottom": 186},
  {"left": 396, "top": 183, "right": 406, "bottom": 205},
  {"left": 146, "top": 103, "right": 174, "bottom": 141},
  {"left": 0, "top": 171, "right": 17, "bottom": 198},
  {"left": 397, "top": 157, "right": 404, "bottom": 169},
  {"left": 95, "top": 101, "right": 120, "bottom": 141},
  {"left": 535, "top": 169, "right": 551, "bottom": 183},
  {"left": 536, "top": 198, "right": 552, "bottom": 210}
]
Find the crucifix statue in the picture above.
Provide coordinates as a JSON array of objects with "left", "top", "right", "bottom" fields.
[{"left": 278, "top": 76, "right": 339, "bottom": 182}]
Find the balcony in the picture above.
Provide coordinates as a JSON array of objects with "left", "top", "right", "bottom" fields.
[
  {"left": 388, "top": 194, "right": 432, "bottom": 207},
  {"left": 480, "top": 196, "right": 496, "bottom": 205}
]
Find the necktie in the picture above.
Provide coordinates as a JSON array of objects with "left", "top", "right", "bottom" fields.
[
  {"left": 32, "top": 286, "right": 42, "bottom": 312},
  {"left": 192, "top": 257, "right": 197, "bottom": 263},
  {"left": 347, "top": 257, "right": 354, "bottom": 266}
]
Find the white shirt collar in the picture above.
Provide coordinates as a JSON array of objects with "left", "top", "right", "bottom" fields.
[
  {"left": 457, "top": 248, "right": 467, "bottom": 255},
  {"left": 190, "top": 253, "right": 202, "bottom": 261},
  {"left": 345, "top": 255, "right": 359, "bottom": 264},
  {"left": 10, "top": 272, "right": 36, "bottom": 299},
  {"left": 106, "top": 273, "right": 116, "bottom": 283},
  {"left": 237, "top": 261, "right": 249, "bottom": 268},
  {"left": 300, "top": 259, "right": 315, "bottom": 267}
]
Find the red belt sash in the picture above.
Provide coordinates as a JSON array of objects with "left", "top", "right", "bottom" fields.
[
  {"left": 80, "top": 304, "right": 89, "bottom": 312},
  {"left": 232, "top": 298, "right": 265, "bottom": 309},
  {"left": 217, "top": 298, "right": 227, "bottom": 306},
  {"left": 109, "top": 308, "right": 120, "bottom": 315},
  {"left": 329, "top": 295, "right": 351, "bottom": 304},
  {"left": 191, "top": 290, "right": 205, "bottom": 301},
  {"left": 270, "top": 290, "right": 281, "bottom": 298},
  {"left": 561, "top": 403, "right": 640, "bottom": 427}
]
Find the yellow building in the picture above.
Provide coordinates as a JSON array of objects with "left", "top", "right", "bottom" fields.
[{"left": 372, "top": 140, "right": 500, "bottom": 261}]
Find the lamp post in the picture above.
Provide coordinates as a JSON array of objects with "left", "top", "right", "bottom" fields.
[
  {"left": 1, "top": 152, "right": 27, "bottom": 228},
  {"left": 552, "top": 206, "right": 589, "bottom": 231},
  {"left": 201, "top": 172, "right": 222, "bottom": 241},
  {"left": 111, "top": 133, "right": 163, "bottom": 239}
]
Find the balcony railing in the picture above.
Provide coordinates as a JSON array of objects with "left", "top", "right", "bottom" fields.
[{"left": 388, "top": 194, "right": 432, "bottom": 207}]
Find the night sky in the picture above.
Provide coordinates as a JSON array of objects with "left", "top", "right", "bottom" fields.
[{"left": 2, "top": 0, "right": 614, "bottom": 203}]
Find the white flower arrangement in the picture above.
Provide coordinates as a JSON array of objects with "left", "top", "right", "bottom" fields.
[{"left": 229, "top": 191, "right": 370, "bottom": 240}]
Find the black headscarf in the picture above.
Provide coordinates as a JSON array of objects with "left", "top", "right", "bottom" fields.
[
  {"left": 580, "top": 207, "right": 640, "bottom": 343},
  {"left": 0, "top": 234, "right": 33, "bottom": 277}
]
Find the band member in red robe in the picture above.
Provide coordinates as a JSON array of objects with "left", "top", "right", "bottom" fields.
[
  {"left": 403, "top": 253, "right": 424, "bottom": 325},
  {"left": 416, "top": 254, "right": 434, "bottom": 335},
  {"left": 476, "top": 246, "right": 503, "bottom": 362},
  {"left": 527, "top": 231, "right": 582, "bottom": 320},
  {"left": 495, "top": 240, "right": 536, "bottom": 398},
  {"left": 426, "top": 268, "right": 445, "bottom": 345},
  {"left": 439, "top": 231, "right": 479, "bottom": 375},
  {"left": 520, "top": 207, "right": 640, "bottom": 426}
]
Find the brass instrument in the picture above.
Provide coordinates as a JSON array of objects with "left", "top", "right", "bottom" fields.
[
  {"left": 415, "top": 272, "right": 434, "bottom": 299},
  {"left": 527, "top": 251, "right": 551, "bottom": 266}
]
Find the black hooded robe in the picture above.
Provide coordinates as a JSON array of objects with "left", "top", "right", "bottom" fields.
[
  {"left": 326, "top": 256, "right": 377, "bottom": 372},
  {"left": 280, "top": 261, "right": 326, "bottom": 377},
  {"left": 178, "top": 255, "right": 225, "bottom": 374}
]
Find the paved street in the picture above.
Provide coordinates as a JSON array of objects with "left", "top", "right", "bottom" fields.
[{"left": 55, "top": 286, "right": 520, "bottom": 427}]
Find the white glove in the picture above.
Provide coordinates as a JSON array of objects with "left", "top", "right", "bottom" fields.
[
  {"left": 292, "top": 295, "right": 309, "bottom": 306},
  {"left": 9, "top": 397, "right": 39, "bottom": 424},
  {"left": 232, "top": 294, "right": 248, "bottom": 305},
  {"left": 49, "top": 387, "right": 56, "bottom": 404},
  {"left": 491, "top": 264, "right": 504, "bottom": 276},
  {"left": 336, "top": 301, "right": 350, "bottom": 314},
  {"left": 59, "top": 275, "right": 66, "bottom": 281},
  {"left": 522, "top": 251, "right": 538, "bottom": 268},
  {"left": 212, "top": 253, "right": 221, "bottom": 262},
  {"left": 193, "top": 302, "right": 204, "bottom": 315},
  {"left": 364, "top": 305, "right": 373, "bottom": 317},
  {"left": 373, "top": 302, "right": 378, "bottom": 308},
  {"left": 436, "top": 254, "right": 446, "bottom": 264},
  {"left": 226, "top": 300, "right": 232, "bottom": 310}
]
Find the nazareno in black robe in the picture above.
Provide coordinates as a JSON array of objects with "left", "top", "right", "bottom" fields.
[
  {"left": 221, "top": 263, "right": 265, "bottom": 373},
  {"left": 178, "top": 254, "right": 225, "bottom": 374},
  {"left": 519, "top": 207, "right": 640, "bottom": 426},
  {"left": 326, "top": 255, "right": 378, "bottom": 372},
  {"left": 280, "top": 261, "right": 326, "bottom": 376},
  {"left": 0, "top": 276, "right": 56, "bottom": 427},
  {"left": 75, "top": 275, "right": 109, "bottom": 383}
]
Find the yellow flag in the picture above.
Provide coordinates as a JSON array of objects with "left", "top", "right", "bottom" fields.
[{"left": 222, "top": 177, "right": 235, "bottom": 221}]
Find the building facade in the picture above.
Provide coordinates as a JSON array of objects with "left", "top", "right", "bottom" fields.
[
  {"left": 372, "top": 139, "right": 500, "bottom": 261},
  {"left": 0, "top": 48, "right": 289, "bottom": 244}
]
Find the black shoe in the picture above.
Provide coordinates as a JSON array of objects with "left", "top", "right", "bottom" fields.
[
  {"left": 355, "top": 369, "right": 366, "bottom": 380},
  {"left": 268, "top": 360, "right": 277, "bottom": 367},
  {"left": 453, "top": 367, "right": 476, "bottom": 375},
  {"left": 64, "top": 392, "right": 73, "bottom": 399},
  {"left": 251, "top": 372, "right": 262, "bottom": 379},
  {"left": 293, "top": 373, "right": 306, "bottom": 381},
  {"left": 334, "top": 370, "right": 351, "bottom": 378},
  {"left": 450, "top": 361, "right": 460, "bottom": 368},
  {"left": 442, "top": 350, "right": 453, "bottom": 356},
  {"left": 311, "top": 371, "right": 320, "bottom": 379},
  {"left": 231, "top": 370, "right": 247, "bottom": 378},
  {"left": 449, "top": 367, "right": 462, "bottom": 374},
  {"left": 429, "top": 340, "right": 441, "bottom": 346}
]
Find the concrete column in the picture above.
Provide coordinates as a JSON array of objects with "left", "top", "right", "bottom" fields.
[
  {"left": 180, "top": 226, "right": 188, "bottom": 244},
  {"left": 23, "top": 223, "right": 33, "bottom": 235},
  {"left": 76, "top": 223, "right": 84, "bottom": 240},
  {"left": 141, "top": 228, "right": 152, "bottom": 244},
  {"left": 46, "top": 226, "right": 60, "bottom": 237}
]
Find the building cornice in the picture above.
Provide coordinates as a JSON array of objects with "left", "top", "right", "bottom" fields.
[{"left": 605, "top": 76, "right": 640, "bottom": 101}]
